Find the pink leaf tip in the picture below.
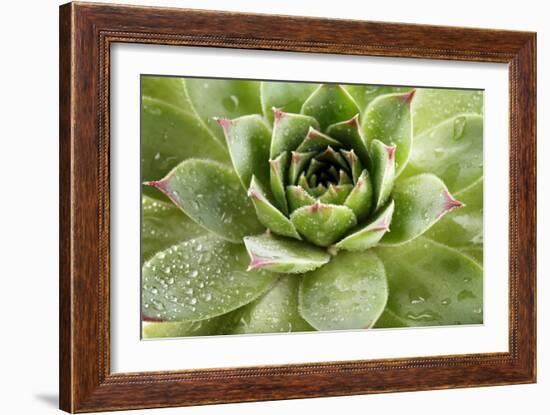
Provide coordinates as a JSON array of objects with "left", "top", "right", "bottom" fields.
[
  {"left": 308, "top": 201, "right": 325, "bottom": 213},
  {"left": 247, "top": 188, "right": 260, "bottom": 199},
  {"left": 346, "top": 114, "right": 360, "bottom": 127},
  {"left": 399, "top": 89, "right": 416, "bottom": 105},
  {"left": 144, "top": 180, "right": 168, "bottom": 193},
  {"left": 343, "top": 148, "right": 358, "bottom": 163},
  {"left": 439, "top": 190, "right": 464, "bottom": 218},
  {"left": 306, "top": 127, "right": 322, "bottom": 139},
  {"left": 272, "top": 107, "right": 285, "bottom": 123},
  {"left": 291, "top": 151, "right": 302, "bottom": 163},
  {"left": 269, "top": 158, "right": 280, "bottom": 172},
  {"left": 214, "top": 117, "right": 232, "bottom": 135},
  {"left": 370, "top": 215, "right": 391, "bottom": 232},
  {"left": 385, "top": 145, "right": 397, "bottom": 161},
  {"left": 247, "top": 255, "right": 273, "bottom": 271}
]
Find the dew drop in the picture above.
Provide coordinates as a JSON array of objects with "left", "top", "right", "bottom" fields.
[
  {"left": 457, "top": 289, "right": 476, "bottom": 301},
  {"left": 222, "top": 95, "right": 239, "bottom": 112},
  {"left": 151, "top": 299, "right": 165, "bottom": 311},
  {"left": 453, "top": 116, "right": 467, "bottom": 140},
  {"left": 406, "top": 311, "right": 438, "bottom": 322}
]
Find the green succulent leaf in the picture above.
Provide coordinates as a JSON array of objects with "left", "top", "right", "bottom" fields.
[
  {"left": 297, "top": 173, "right": 312, "bottom": 193},
  {"left": 413, "top": 88, "right": 483, "bottom": 136},
  {"left": 316, "top": 146, "right": 350, "bottom": 171},
  {"left": 341, "top": 149, "right": 363, "bottom": 183},
  {"left": 288, "top": 151, "right": 316, "bottom": 185},
  {"left": 309, "top": 182, "right": 327, "bottom": 198},
  {"left": 343, "top": 170, "right": 374, "bottom": 222},
  {"left": 261, "top": 82, "right": 319, "bottom": 124},
  {"left": 295, "top": 128, "right": 342, "bottom": 153},
  {"left": 382, "top": 173, "right": 463, "bottom": 245},
  {"left": 286, "top": 185, "right": 316, "bottom": 211},
  {"left": 326, "top": 115, "right": 370, "bottom": 166},
  {"left": 301, "top": 84, "right": 361, "bottom": 131},
  {"left": 460, "top": 247, "right": 483, "bottom": 264},
  {"left": 184, "top": 78, "right": 262, "bottom": 141},
  {"left": 142, "top": 234, "right": 277, "bottom": 322},
  {"left": 244, "top": 233, "right": 331, "bottom": 273},
  {"left": 335, "top": 200, "right": 394, "bottom": 252},
  {"left": 362, "top": 90, "right": 414, "bottom": 175},
  {"left": 339, "top": 170, "right": 353, "bottom": 185},
  {"left": 319, "top": 184, "right": 353, "bottom": 205},
  {"left": 305, "top": 159, "right": 327, "bottom": 177},
  {"left": 141, "top": 195, "right": 204, "bottom": 264},
  {"left": 148, "top": 159, "right": 264, "bottom": 243},
  {"left": 290, "top": 202, "right": 357, "bottom": 247},
  {"left": 374, "top": 237, "right": 483, "bottom": 327},
  {"left": 216, "top": 115, "right": 272, "bottom": 191},
  {"left": 407, "top": 114, "right": 483, "bottom": 194},
  {"left": 270, "top": 110, "right": 319, "bottom": 158},
  {"left": 232, "top": 276, "right": 314, "bottom": 334},
  {"left": 344, "top": 85, "right": 413, "bottom": 115},
  {"left": 370, "top": 139, "right": 396, "bottom": 212},
  {"left": 299, "top": 250, "right": 388, "bottom": 330},
  {"left": 142, "top": 310, "right": 243, "bottom": 338},
  {"left": 142, "top": 76, "right": 191, "bottom": 110},
  {"left": 248, "top": 176, "right": 301, "bottom": 240},
  {"left": 425, "top": 178, "right": 483, "bottom": 254},
  {"left": 141, "top": 96, "right": 229, "bottom": 199},
  {"left": 269, "top": 152, "right": 290, "bottom": 215}
]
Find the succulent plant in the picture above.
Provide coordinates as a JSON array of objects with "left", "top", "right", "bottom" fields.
[{"left": 141, "top": 77, "right": 483, "bottom": 337}]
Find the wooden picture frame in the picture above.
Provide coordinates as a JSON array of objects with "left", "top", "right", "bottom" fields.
[{"left": 59, "top": 2, "right": 536, "bottom": 412}]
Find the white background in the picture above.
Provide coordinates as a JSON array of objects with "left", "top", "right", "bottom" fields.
[
  {"left": 112, "top": 45, "right": 509, "bottom": 372},
  {"left": 0, "top": 0, "right": 547, "bottom": 414}
]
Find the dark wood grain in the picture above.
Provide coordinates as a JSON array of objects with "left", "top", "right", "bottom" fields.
[{"left": 59, "top": 2, "right": 537, "bottom": 413}]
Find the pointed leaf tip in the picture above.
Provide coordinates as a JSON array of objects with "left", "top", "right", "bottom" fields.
[
  {"left": 247, "top": 188, "right": 260, "bottom": 199},
  {"left": 347, "top": 113, "right": 360, "bottom": 126},
  {"left": 269, "top": 158, "right": 280, "bottom": 171},
  {"left": 385, "top": 144, "right": 397, "bottom": 161},
  {"left": 370, "top": 211, "right": 392, "bottom": 231},
  {"left": 381, "top": 174, "right": 465, "bottom": 245},
  {"left": 144, "top": 180, "right": 168, "bottom": 193},
  {"left": 247, "top": 255, "right": 274, "bottom": 271},
  {"left": 306, "top": 126, "right": 319, "bottom": 138},
  {"left": 308, "top": 201, "right": 324, "bottom": 212},
  {"left": 334, "top": 201, "right": 393, "bottom": 252},
  {"left": 440, "top": 190, "right": 465, "bottom": 218},
  {"left": 272, "top": 107, "right": 285, "bottom": 122},
  {"left": 214, "top": 117, "right": 232, "bottom": 133},
  {"left": 400, "top": 89, "right": 416, "bottom": 104}
]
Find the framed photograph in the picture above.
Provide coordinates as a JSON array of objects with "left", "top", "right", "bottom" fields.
[{"left": 59, "top": 2, "right": 536, "bottom": 412}]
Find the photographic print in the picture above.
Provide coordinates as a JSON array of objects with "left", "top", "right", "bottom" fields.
[{"left": 140, "top": 76, "right": 483, "bottom": 339}]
